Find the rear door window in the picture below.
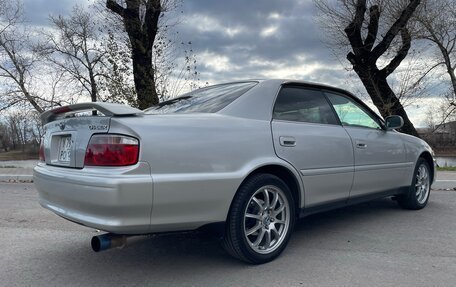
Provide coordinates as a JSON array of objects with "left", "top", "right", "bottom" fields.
[{"left": 273, "top": 86, "right": 338, "bottom": 125}]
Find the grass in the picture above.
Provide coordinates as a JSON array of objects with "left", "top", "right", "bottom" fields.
[
  {"left": 437, "top": 166, "right": 456, "bottom": 171},
  {"left": 0, "top": 150, "right": 38, "bottom": 161}
]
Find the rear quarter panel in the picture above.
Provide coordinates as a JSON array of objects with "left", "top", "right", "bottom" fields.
[{"left": 109, "top": 114, "right": 300, "bottom": 232}]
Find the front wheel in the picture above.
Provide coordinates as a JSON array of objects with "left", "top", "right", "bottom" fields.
[
  {"left": 223, "top": 174, "right": 295, "bottom": 264},
  {"left": 398, "top": 158, "right": 431, "bottom": 210}
]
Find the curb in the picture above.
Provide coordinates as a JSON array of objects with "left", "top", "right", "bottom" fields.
[{"left": 0, "top": 175, "right": 34, "bottom": 183}]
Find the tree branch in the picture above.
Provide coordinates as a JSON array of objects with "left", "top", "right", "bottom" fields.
[
  {"left": 106, "top": 0, "right": 125, "bottom": 17},
  {"left": 0, "top": 99, "right": 21, "bottom": 112},
  {"left": 381, "top": 28, "right": 411, "bottom": 76},
  {"left": 144, "top": 0, "right": 162, "bottom": 50},
  {"left": 371, "top": 0, "right": 421, "bottom": 61},
  {"left": 344, "top": 0, "right": 367, "bottom": 57},
  {"left": 364, "top": 5, "right": 379, "bottom": 52}
]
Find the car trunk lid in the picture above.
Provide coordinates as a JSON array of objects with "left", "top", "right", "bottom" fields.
[{"left": 41, "top": 103, "right": 142, "bottom": 168}]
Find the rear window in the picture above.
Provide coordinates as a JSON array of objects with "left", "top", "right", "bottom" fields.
[{"left": 144, "top": 82, "right": 258, "bottom": 114}]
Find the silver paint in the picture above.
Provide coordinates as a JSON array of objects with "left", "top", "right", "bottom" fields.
[{"left": 34, "top": 79, "right": 434, "bottom": 234}]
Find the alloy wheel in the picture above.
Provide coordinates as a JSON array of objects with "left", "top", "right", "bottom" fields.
[
  {"left": 243, "top": 185, "right": 290, "bottom": 254},
  {"left": 415, "top": 163, "right": 430, "bottom": 204}
]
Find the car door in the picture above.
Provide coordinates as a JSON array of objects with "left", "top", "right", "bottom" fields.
[
  {"left": 324, "top": 91, "right": 409, "bottom": 198},
  {"left": 271, "top": 85, "right": 354, "bottom": 207}
]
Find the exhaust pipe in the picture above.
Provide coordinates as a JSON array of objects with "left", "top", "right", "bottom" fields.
[{"left": 91, "top": 233, "right": 128, "bottom": 252}]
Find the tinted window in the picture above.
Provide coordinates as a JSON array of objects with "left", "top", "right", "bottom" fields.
[
  {"left": 144, "top": 82, "right": 257, "bottom": 114},
  {"left": 325, "top": 92, "right": 381, "bottom": 129},
  {"left": 273, "top": 87, "right": 338, "bottom": 125}
]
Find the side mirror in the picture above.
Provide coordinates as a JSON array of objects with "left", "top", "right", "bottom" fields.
[{"left": 385, "top": 115, "right": 404, "bottom": 130}]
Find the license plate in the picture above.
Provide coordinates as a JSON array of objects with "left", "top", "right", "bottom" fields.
[{"left": 58, "top": 136, "right": 72, "bottom": 162}]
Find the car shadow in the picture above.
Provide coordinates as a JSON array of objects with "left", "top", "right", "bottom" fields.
[{"left": 27, "top": 197, "right": 438, "bottom": 284}]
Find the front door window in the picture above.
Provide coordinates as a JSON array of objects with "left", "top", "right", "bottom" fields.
[{"left": 325, "top": 92, "right": 382, "bottom": 129}]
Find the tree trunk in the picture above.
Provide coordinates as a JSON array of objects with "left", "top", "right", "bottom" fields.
[
  {"left": 87, "top": 66, "right": 98, "bottom": 103},
  {"left": 131, "top": 49, "right": 158, "bottom": 109},
  {"left": 88, "top": 66, "right": 98, "bottom": 115},
  {"left": 20, "top": 84, "right": 44, "bottom": 114},
  {"left": 341, "top": 0, "right": 421, "bottom": 137},
  {"left": 106, "top": 0, "right": 162, "bottom": 110},
  {"left": 355, "top": 66, "right": 419, "bottom": 137}
]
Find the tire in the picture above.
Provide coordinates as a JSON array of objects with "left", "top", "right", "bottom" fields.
[
  {"left": 223, "top": 173, "right": 296, "bottom": 264},
  {"left": 398, "top": 158, "right": 431, "bottom": 210}
]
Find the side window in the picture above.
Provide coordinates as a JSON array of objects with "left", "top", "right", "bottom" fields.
[
  {"left": 325, "top": 92, "right": 381, "bottom": 129},
  {"left": 273, "top": 87, "right": 338, "bottom": 125}
]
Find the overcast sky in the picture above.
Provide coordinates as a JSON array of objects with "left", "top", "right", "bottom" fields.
[{"left": 21, "top": 0, "right": 439, "bottom": 126}]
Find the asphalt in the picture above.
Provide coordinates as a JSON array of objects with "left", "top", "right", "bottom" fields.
[{"left": 0, "top": 182, "right": 455, "bottom": 286}]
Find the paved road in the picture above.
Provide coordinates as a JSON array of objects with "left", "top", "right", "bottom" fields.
[{"left": 1, "top": 183, "right": 455, "bottom": 286}]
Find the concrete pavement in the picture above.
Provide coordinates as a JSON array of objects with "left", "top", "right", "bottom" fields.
[
  {"left": 435, "top": 171, "right": 456, "bottom": 190},
  {"left": 0, "top": 167, "right": 34, "bottom": 182},
  {"left": 0, "top": 160, "right": 36, "bottom": 182}
]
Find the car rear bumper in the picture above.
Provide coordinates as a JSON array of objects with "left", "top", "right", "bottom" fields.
[{"left": 34, "top": 162, "right": 153, "bottom": 234}]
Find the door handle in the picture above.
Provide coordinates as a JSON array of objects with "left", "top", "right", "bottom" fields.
[
  {"left": 356, "top": 142, "right": 367, "bottom": 149},
  {"left": 279, "top": 136, "right": 296, "bottom": 147}
]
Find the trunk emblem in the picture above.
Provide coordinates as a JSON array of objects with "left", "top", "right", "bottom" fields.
[
  {"left": 59, "top": 122, "right": 66, "bottom": 131},
  {"left": 89, "top": 125, "right": 108, "bottom": 131}
]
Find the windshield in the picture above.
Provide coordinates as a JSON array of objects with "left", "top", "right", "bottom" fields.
[{"left": 144, "top": 81, "right": 258, "bottom": 114}]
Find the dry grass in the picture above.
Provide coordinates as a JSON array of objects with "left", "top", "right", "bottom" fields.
[
  {"left": 0, "top": 150, "right": 38, "bottom": 161},
  {"left": 437, "top": 166, "right": 456, "bottom": 171}
]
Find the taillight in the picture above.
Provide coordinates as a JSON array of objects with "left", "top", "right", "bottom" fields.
[
  {"left": 39, "top": 141, "right": 45, "bottom": 162},
  {"left": 84, "top": 135, "right": 139, "bottom": 166}
]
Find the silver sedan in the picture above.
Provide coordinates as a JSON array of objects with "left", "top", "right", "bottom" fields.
[{"left": 34, "top": 79, "right": 434, "bottom": 264}]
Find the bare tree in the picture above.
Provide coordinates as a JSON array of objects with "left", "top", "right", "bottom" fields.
[
  {"left": 423, "top": 98, "right": 456, "bottom": 153},
  {"left": 106, "top": 0, "right": 164, "bottom": 109},
  {"left": 38, "top": 6, "right": 106, "bottom": 103},
  {"left": 103, "top": 0, "right": 200, "bottom": 107},
  {"left": 98, "top": 30, "right": 137, "bottom": 106},
  {"left": 0, "top": 122, "right": 12, "bottom": 151},
  {"left": 415, "top": 0, "right": 456, "bottom": 108},
  {"left": 389, "top": 51, "right": 437, "bottom": 108},
  {"left": 426, "top": 101, "right": 454, "bottom": 129},
  {"left": 0, "top": 108, "right": 41, "bottom": 151},
  {"left": 155, "top": 40, "right": 200, "bottom": 101},
  {"left": 0, "top": 0, "right": 44, "bottom": 113},
  {"left": 315, "top": 0, "right": 422, "bottom": 136}
]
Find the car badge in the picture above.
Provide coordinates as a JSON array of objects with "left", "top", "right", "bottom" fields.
[{"left": 59, "top": 122, "right": 66, "bottom": 131}]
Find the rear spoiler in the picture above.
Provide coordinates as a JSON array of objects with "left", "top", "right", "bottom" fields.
[{"left": 40, "top": 102, "right": 143, "bottom": 124}]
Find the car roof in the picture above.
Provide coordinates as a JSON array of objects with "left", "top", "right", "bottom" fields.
[
  {"left": 215, "top": 79, "right": 348, "bottom": 91},
  {"left": 218, "top": 79, "right": 384, "bottom": 125}
]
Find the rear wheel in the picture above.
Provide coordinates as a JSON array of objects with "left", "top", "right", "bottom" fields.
[
  {"left": 223, "top": 174, "right": 295, "bottom": 264},
  {"left": 398, "top": 158, "right": 431, "bottom": 210}
]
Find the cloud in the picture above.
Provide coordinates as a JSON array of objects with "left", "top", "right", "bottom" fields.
[
  {"left": 22, "top": 0, "right": 343, "bottom": 87},
  {"left": 260, "top": 26, "right": 279, "bottom": 38},
  {"left": 172, "top": 0, "right": 340, "bottom": 85},
  {"left": 199, "top": 51, "right": 237, "bottom": 72},
  {"left": 22, "top": 0, "right": 91, "bottom": 25},
  {"left": 17, "top": 0, "right": 446, "bottom": 127}
]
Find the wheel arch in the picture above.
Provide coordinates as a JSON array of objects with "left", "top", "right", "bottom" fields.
[
  {"left": 419, "top": 151, "right": 435, "bottom": 183},
  {"left": 231, "top": 164, "right": 303, "bottom": 218}
]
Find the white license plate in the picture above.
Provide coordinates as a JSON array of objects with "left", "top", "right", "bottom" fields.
[{"left": 58, "top": 136, "right": 72, "bottom": 162}]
